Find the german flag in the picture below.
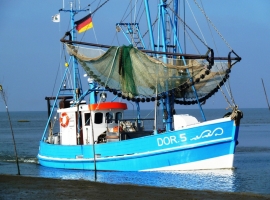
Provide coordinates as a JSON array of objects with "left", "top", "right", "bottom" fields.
[{"left": 75, "top": 14, "right": 93, "bottom": 33}]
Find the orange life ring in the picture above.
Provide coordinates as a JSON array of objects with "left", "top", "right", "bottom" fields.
[
  {"left": 113, "top": 126, "right": 123, "bottom": 132},
  {"left": 60, "top": 112, "right": 69, "bottom": 128}
]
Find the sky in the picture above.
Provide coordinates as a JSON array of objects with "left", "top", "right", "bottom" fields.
[{"left": 1, "top": 0, "right": 270, "bottom": 112}]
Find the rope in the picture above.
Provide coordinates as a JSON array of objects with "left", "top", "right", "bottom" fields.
[
  {"left": 217, "top": 62, "right": 237, "bottom": 107},
  {"left": 193, "top": 0, "right": 233, "bottom": 50},
  {"left": 200, "top": 1, "right": 236, "bottom": 106},
  {"left": 216, "top": 80, "right": 234, "bottom": 108},
  {"left": 194, "top": 0, "right": 236, "bottom": 106},
  {"left": 225, "top": 76, "right": 237, "bottom": 106}
]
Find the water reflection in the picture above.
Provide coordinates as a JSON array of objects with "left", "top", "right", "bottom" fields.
[{"left": 38, "top": 167, "right": 236, "bottom": 193}]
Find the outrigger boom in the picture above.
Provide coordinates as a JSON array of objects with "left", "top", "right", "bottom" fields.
[{"left": 60, "top": 35, "right": 241, "bottom": 62}]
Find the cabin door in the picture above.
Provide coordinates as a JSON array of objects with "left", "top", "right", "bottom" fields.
[{"left": 82, "top": 112, "right": 92, "bottom": 144}]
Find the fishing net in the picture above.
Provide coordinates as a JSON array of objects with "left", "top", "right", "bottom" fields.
[{"left": 66, "top": 44, "right": 230, "bottom": 100}]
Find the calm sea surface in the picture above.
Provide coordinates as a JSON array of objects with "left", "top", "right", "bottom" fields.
[{"left": 0, "top": 108, "right": 270, "bottom": 195}]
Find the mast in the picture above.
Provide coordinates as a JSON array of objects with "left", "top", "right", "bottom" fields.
[
  {"left": 144, "top": 0, "right": 155, "bottom": 52},
  {"left": 60, "top": 2, "right": 88, "bottom": 101},
  {"left": 144, "top": 0, "right": 158, "bottom": 133},
  {"left": 71, "top": 3, "right": 80, "bottom": 101},
  {"left": 59, "top": 3, "right": 90, "bottom": 145},
  {"left": 167, "top": 0, "right": 206, "bottom": 122},
  {"left": 173, "top": 0, "right": 178, "bottom": 54},
  {"left": 160, "top": 0, "right": 174, "bottom": 131},
  {"left": 160, "top": 0, "right": 207, "bottom": 130}
]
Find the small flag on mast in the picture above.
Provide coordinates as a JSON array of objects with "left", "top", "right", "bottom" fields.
[
  {"left": 52, "top": 13, "right": 60, "bottom": 22},
  {"left": 75, "top": 14, "right": 93, "bottom": 33}
]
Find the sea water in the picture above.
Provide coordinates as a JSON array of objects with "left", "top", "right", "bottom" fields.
[{"left": 0, "top": 108, "right": 270, "bottom": 195}]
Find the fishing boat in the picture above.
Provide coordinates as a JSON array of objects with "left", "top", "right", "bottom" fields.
[{"left": 37, "top": 0, "right": 242, "bottom": 171}]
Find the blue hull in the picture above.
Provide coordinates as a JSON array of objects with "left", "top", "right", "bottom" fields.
[{"left": 38, "top": 118, "right": 239, "bottom": 171}]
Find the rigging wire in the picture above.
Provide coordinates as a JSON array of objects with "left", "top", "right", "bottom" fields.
[
  {"left": 167, "top": 6, "right": 210, "bottom": 50},
  {"left": 166, "top": 6, "right": 202, "bottom": 55},
  {"left": 51, "top": 21, "right": 71, "bottom": 97},
  {"left": 136, "top": 0, "right": 144, "bottom": 24},
  {"left": 51, "top": 47, "right": 64, "bottom": 98},
  {"left": 111, "top": 0, "right": 133, "bottom": 46},
  {"left": 120, "top": 0, "right": 133, "bottom": 23},
  {"left": 185, "top": 0, "right": 207, "bottom": 46},
  {"left": 113, "top": 30, "right": 121, "bottom": 46},
  {"left": 165, "top": 2, "right": 237, "bottom": 107},
  {"left": 196, "top": 0, "right": 236, "bottom": 106},
  {"left": 193, "top": 0, "right": 233, "bottom": 51}
]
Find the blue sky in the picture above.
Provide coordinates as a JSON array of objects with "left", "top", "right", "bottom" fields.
[{"left": 1, "top": 0, "right": 270, "bottom": 112}]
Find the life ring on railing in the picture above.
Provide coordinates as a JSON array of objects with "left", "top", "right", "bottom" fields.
[
  {"left": 60, "top": 112, "right": 69, "bottom": 128},
  {"left": 113, "top": 126, "right": 123, "bottom": 133}
]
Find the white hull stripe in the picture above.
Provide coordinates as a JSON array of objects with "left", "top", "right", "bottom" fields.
[{"left": 141, "top": 154, "right": 234, "bottom": 171}]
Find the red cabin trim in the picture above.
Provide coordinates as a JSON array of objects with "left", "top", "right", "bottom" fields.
[{"left": 89, "top": 102, "right": 127, "bottom": 111}]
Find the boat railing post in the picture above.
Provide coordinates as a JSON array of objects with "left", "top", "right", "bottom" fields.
[
  {"left": 154, "top": 76, "right": 158, "bottom": 134},
  {"left": 90, "top": 127, "right": 97, "bottom": 180}
]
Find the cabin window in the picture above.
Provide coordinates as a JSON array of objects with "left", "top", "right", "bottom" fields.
[
  {"left": 94, "top": 112, "right": 103, "bottom": 124},
  {"left": 106, "top": 112, "right": 113, "bottom": 124},
  {"left": 84, "top": 113, "right": 90, "bottom": 126},
  {"left": 115, "top": 112, "right": 122, "bottom": 124}
]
